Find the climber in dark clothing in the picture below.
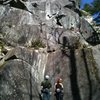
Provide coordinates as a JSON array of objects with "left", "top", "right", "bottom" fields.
[
  {"left": 41, "top": 75, "right": 52, "bottom": 100},
  {"left": 54, "top": 78, "right": 64, "bottom": 100}
]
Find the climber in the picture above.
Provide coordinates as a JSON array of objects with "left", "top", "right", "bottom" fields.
[
  {"left": 54, "top": 78, "right": 64, "bottom": 100},
  {"left": 41, "top": 75, "right": 52, "bottom": 100}
]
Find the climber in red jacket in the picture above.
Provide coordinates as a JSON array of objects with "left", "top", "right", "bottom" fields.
[{"left": 54, "top": 78, "right": 64, "bottom": 100}]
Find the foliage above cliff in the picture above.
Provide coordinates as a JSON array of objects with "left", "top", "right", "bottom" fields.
[
  {"left": 83, "top": 0, "right": 100, "bottom": 15},
  {"left": 83, "top": 0, "right": 100, "bottom": 24}
]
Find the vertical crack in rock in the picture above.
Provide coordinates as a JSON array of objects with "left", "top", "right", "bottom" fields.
[
  {"left": 82, "top": 49, "right": 92, "bottom": 100},
  {"left": 69, "top": 48, "right": 81, "bottom": 100},
  {"left": 0, "top": 0, "right": 100, "bottom": 100}
]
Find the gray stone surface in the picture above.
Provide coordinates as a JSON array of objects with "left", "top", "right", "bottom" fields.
[
  {"left": 0, "top": 47, "right": 47, "bottom": 100},
  {"left": 45, "top": 48, "right": 100, "bottom": 100},
  {"left": 0, "top": 0, "right": 100, "bottom": 100}
]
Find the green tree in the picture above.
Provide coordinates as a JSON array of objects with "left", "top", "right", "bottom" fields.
[
  {"left": 83, "top": 0, "right": 100, "bottom": 14},
  {"left": 83, "top": 0, "right": 100, "bottom": 24},
  {"left": 83, "top": 3, "right": 93, "bottom": 14}
]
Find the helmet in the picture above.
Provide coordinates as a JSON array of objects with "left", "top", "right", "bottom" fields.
[
  {"left": 45, "top": 75, "right": 50, "bottom": 80},
  {"left": 56, "top": 88, "right": 61, "bottom": 92}
]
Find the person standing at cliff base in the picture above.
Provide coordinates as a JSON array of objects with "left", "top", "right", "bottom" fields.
[
  {"left": 54, "top": 78, "right": 64, "bottom": 100},
  {"left": 41, "top": 75, "right": 52, "bottom": 100}
]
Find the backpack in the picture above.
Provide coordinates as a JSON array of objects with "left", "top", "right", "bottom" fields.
[
  {"left": 41, "top": 80, "right": 52, "bottom": 94},
  {"left": 41, "top": 80, "right": 52, "bottom": 89}
]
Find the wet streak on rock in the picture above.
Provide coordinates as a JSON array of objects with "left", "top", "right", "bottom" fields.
[
  {"left": 29, "top": 69, "right": 32, "bottom": 100},
  {"left": 69, "top": 48, "right": 81, "bottom": 100},
  {"left": 82, "top": 49, "right": 92, "bottom": 100}
]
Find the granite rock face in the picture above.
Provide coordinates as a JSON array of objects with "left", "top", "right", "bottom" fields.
[
  {"left": 0, "top": 0, "right": 100, "bottom": 100},
  {"left": 0, "top": 0, "right": 82, "bottom": 50},
  {"left": 0, "top": 47, "right": 47, "bottom": 100},
  {"left": 45, "top": 46, "right": 100, "bottom": 100}
]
